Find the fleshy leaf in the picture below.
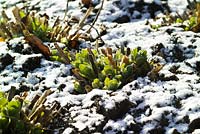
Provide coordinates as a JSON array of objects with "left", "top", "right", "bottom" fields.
[{"left": 79, "top": 64, "right": 95, "bottom": 79}]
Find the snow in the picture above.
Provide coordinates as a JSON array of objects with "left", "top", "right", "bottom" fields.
[
  {"left": 62, "top": 128, "right": 73, "bottom": 134},
  {"left": 193, "top": 129, "right": 200, "bottom": 134},
  {"left": 1, "top": 0, "right": 200, "bottom": 133}
]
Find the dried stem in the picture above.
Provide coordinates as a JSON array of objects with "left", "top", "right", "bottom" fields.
[
  {"left": 78, "top": 6, "right": 94, "bottom": 28},
  {"left": 63, "top": 0, "right": 69, "bottom": 20},
  {"left": 54, "top": 43, "right": 70, "bottom": 64},
  {"left": 87, "top": 48, "right": 99, "bottom": 77},
  {"left": 7, "top": 86, "right": 16, "bottom": 101},
  {"left": 86, "top": 0, "right": 105, "bottom": 33},
  {"left": 28, "top": 90, "right": 53, "bottom": 118}
]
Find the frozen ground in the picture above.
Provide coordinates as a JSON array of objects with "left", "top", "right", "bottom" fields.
[{"left": 1, "top": 0, "right": 200, "bottom": 134}]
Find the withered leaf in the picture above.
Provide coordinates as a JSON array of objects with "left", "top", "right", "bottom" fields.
[
  {"left": 81, "top": 0, "right": 92, "bottom": 7},
  {"left": 24, "top": 32, "right": 51, "bottom": 58},
  {"left": 54, "top": 43, "right": 70, "bottom": 64}
]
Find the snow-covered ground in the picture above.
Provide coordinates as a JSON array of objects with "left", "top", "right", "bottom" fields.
[{"left": 1, "top": 0, "right": 200, "bottom": 134}]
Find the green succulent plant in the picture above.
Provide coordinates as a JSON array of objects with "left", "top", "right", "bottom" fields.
[
  {"left": 0, "top": 4, "right": 105, "bottom": 47},
  {"left": 0, "top": 89, "right": 59, "bottom": 134},
  {"left": 150, "top": 1, "right": 200, "bottom": 32},
  {"left": 71, "top": 47, "right": 152, "bottom": 93},
  {"left": 0, "top": 92, "right": 43, "bottom": 134}
]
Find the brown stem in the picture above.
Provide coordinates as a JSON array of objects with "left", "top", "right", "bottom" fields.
[
  {"left": 54, "top": 43, "right": 70, "bottom": 64},
  {"left": 86, "top": 0, "right": 105, "bottom": 33}
]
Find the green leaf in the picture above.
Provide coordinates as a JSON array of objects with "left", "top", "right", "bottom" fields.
[
  {"left": 114, "top": 50, "right": 123, "bottom": 61},
  {"left": 114, "top": 74, "right": 122, "bottom": 81},
  {"left": 136, "top": 55, "right": 147, "bottom": 67},
  {"left": 131, "top": 48, "right": 138, "bottom": 61},
  {"left": 0, "top": 113, "right": 9, "bottom": 129},
  {"left": 79, "top": 64, "right": 95, "bottom": 79},
  {"left": 104, "top": 78, "right": 120, "bottom": 91},
  {"left": 98, "top": 73, "right": 106, "bottom": 82},
  {"left": 135, "top": 50, "right": 147, "bottom": 66},
  {"left": 122, "top": 64, "right": 133, "bottom": 78},
  {"left": 92, "top": 78, "right": 102, "bottom": 89},
  {"left": 15, "top": 120, "right": 26, "bottom": 133},
  {"left": 0, "top": 97, "right": 8, "bottom": 109},
  {"left": 102, "top": 65, "right": 115, "bottom": 78},
  {"left": 176, "top": 18, "right": 183, "bottom": 23},
  {"left": 72, "top": 49, "right": 90, "bottom": 67},
  {"left": 7, "top": 100, "right": 21, "bottom": 117},
  {"left": 104, "top": 77, "right": 110, "bottom": 87},
  {"left": 74, "top": 81, "right": 85, "bottom": 93},
  {"left": 79, "top": 49, "right": 89, "bottom": 60},
  {"left": 189, "top": 16, "right": 196, "bottom": 27},
  {"left": 19, "top": 10, "right": 26, "bottom": 19},
  {"left": 31, "top": 124, "right": 44, "bottom": 134},
  {"left": 98, "top": 56, "right": 110, "bottom": 67},
  {"left": 51, "top": 49, "right": 58, "bottom": 56},
  {"left": 61, "top": 37, "right": 69, "bottom": 44},
  {"left": 0, "top": 92, "right": 5, "bottom": 98}
]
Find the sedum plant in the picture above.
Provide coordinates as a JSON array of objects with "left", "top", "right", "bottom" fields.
[
  {"left": 150, "top": 0, "right": 200, "bottom": 32},
  {"left": 0, "top": 88, "right": 60, "bottom": 134},
  {"left": 0, "top": 4, "right": 105, "bottom": 59},
  {"left": 71, "top": 47, "right": 152, "bottom": 93},
  {"left": 0, "top": 92, "right": 43, "bottom": 134},
  {"left": 175, "top": 0, "right": 200, "bottom": 32}
]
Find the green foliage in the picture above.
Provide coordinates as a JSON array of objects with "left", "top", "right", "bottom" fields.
[
  {"left": 72, "top": 47, "right": 152, "bottom": 93},
  {"left": 20, "top": 11, "right": 52, "bottom": 41},
  {"left": 0, "top": 92, "right": 44, "bottom": 134},
  {"left": 79, "top": 64, "right": 96, "bottom": 80},
  {"left": 0, "top": 90, "right": 59, "bottom": 134},
  {"left": 150, "top": 1, "right": 200, "bottom": 32},
  {"left": 0, "top": 7, "right": 52, "bottom": 41},
  {"left": 0, "top": 5, "right": 103, "bottom": 50},
  {"left": 50, "top": 49, "right": 70, "bottom": 63}
]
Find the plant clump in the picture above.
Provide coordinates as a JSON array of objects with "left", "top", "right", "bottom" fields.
[
  {"left": 0, "top": 0, "right": 105, "bottom": 59},
  {"left": 0, "top": 88, "right": 60, "bottom": 134},
  {"left": 71, "top": 47, "right": 153, "bottom": 93},
  {"left": 150, "top": 0, "right": 200, "bottom": 32}
]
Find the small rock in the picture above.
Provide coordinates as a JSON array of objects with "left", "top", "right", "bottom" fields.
[
  {"left": 148, "top": 127, "right": 165, "bottom": 134},
  {"left": 160, "top": 114, "right": 169, "bottom": 127},
  {"left": 128, "top": 122, "right": 142, "bottom": 133},
  {"left": 169, "top": 65, "right": 180, "bottom": 74},
  {"left": 171, "top": 96, "right": 182, "bottom": 109},
  {"left": 19, "top": 84, "right": 32, "bottom": 92},
  {"left": 165, "top": 28, "right": 175, "bottom": 35},
  {"left": 171, "top": 129, "right": 181, "bottom": 134},
  {"left": 7, "top": 43, "right": 24, "bottom": 53},
  {"left": 21, "top": 56, "right": 41, "bottom": 72},
  {"left": 98, "top": 99, "right": 135, "bottom": 120},
  {"left": 147, "top": 2, "right": 164, "bottom": 18},
  {"left": 58, "top": 84, "right": 66, "bottom": 91},
  {"left": 172, "top": 45, "right": 185, "bottom": 62},
  {"left": 159, "top": 74, "right": 179, "bottom": 81},
  {"left": 195, "top": 61, "right": 200, "bottom": 72},
  {"left": 113, "top": 15, "right": 130, "bottom": 23},
  {"left": 16, "top": 84, "right": 32, "bottom": 95},
  {"left": 0, "top": 53, "right": 14, "bottom": 71},
  {"left": 188, "top": 118, "right": 200, "bottom": 133},
  {"left": 151, "top": 43, "right": 165, "bottom": 56},
  {"left": 22, "top": 46, "right": 34, "bottom": 54}
]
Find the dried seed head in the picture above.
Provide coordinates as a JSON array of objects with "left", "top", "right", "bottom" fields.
[
  {"left": 101, "top": 48, "right": 107, "bottom": 56},
  {"left": 121, "top": 55, "right": 129, "bottom": 65},
  {"left": 106, "top": 47, "right": 112, "bottom": 55},
  {"left": 81, "top": 0, "right": 92, "bottom": 7},
  {"left": 107, "top": 54, "right": 116, "bottom": 68},
  {"left": 126, "top": 47, "right": 131, "bottom": 56}
]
